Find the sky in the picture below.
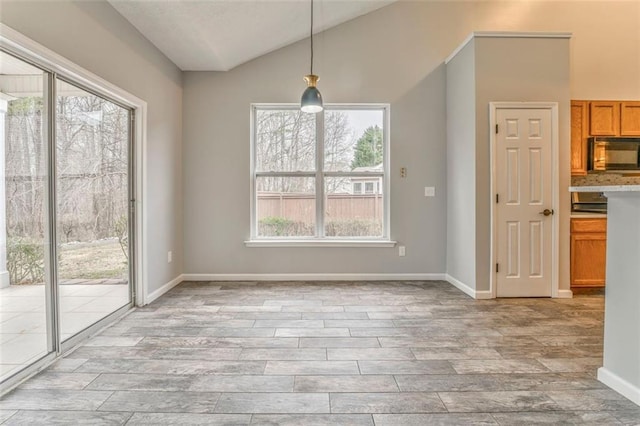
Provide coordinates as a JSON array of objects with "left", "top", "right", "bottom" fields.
[{"left": 338, "top": 109, "right": 384, "bottom": 141}]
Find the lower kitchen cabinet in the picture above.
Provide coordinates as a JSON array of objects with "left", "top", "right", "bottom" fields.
[{"left": 570, "top": 218, "right": 607, "bottom": 287}]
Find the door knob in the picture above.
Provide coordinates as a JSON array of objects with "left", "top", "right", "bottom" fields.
[{"left": 539, "top": 208, "right": 554, "bottom": 216}]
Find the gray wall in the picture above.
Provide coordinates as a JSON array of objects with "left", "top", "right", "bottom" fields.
[
  {"left": 0, "top": 1, "right": 184, "bottom": 293},
  {"left": 602, "top": 192, "right": 640, "bottom": 395},
  {"left": 445, "top": 40, "right": 477, "bottom": 287},
  {"left": 182, "top": 1, "right": 450, "bottom": 274},
  {"left": 474, "top": 37, "right": 571, "bottom": 292},
  {"left": 184, "top": 0, "right": 638, "bottom": 278},
  {"left": 1, "top": 0, "right": 637, "bottom": 286}
]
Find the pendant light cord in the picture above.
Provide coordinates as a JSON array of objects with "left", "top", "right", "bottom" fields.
[{"left": 310, "top": 0, "right": 314, "bottom": 75}]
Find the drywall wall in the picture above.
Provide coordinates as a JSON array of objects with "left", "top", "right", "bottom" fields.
[
  {"left": 468, "top": 0, "right": 640, "bottom": 100},
  {"left": 183, "top": 1, "right": 640, "bottom": 280},
  {"left": 0, "top": 1, "right": 184, "bottom": 294},
  {"left": 183, "top": 0, "right": 639, "bottom": 279},
  {"left": 600, "top": 192, "right": 640, "bottom": 405},
  {"left": 474, "top": 36, "right": 571, "bottom": 292},
  {"left": 182, "top": 15, "right": 449, "bottom": 275},
  {"left": 445, "top": 40, "right": 477, "bottom": 289}
]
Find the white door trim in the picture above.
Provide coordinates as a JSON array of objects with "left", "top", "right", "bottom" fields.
[
  {"left": 489, "top": 102, "right": 560, "bottom": 298},
  {"left": 0, "top": 23, "right": 148, "bottom": 306}
]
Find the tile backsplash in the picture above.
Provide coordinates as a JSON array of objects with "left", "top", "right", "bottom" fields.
[{"left": 571, "top": 173, "right": 640, "bottom": 187}]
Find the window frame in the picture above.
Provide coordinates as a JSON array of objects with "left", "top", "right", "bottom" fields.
[
  {"left": 353, "top": 182, "right": 363, "bottom": 194},
  {"left": 249, "top": 103, "right": 392, "bottom": 246},
  {"left": 364, "top": 182, "right": 375, "bottom": 194}
]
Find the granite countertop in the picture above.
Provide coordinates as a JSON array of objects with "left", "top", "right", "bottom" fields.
[{"left": 569, "top": 185, "right": 640, "bottom": 193}]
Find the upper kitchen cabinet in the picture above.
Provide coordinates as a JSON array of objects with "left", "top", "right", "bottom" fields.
[
  {"left": 572, "top": 100, "right": 640, "bottom": 175},
  {"left": 587, "top": 101, "right": 640, "bottom": 136},
  {"left": 620, "top": 101, "right": 640, "bottom": 136},
  {"left": 590, "top": 101, "right": 620, "bottom": 136},
  {"left": 571, "top": 100, "right": 589, "bottom": 175}
]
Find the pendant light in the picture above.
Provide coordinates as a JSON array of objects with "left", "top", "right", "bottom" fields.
[{"left": 300, "top": 0, "right": 323, "bottom": 113}]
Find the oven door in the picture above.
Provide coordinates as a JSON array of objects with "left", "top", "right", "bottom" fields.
[{"left": 590, "top": 140, "right": 640, "bottom": 171}]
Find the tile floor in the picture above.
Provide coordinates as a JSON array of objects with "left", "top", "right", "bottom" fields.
[
  {"left": 0, "top": 283, "right": 129, "bottom": 382},
  {"left": 1, "top": 280, "right": 639, "bottom": 425}
]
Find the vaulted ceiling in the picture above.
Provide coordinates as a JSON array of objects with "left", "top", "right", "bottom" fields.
[{"left": 108, "top": 0, "right": 396, "bottom": 72}]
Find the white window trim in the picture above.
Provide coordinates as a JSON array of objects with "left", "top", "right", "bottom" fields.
[
  {"left": 245, "top": 239, "right": 396, "bottom": 248},
  {"left": 248, "top": 103, "right": 393, "bottom": 247}
]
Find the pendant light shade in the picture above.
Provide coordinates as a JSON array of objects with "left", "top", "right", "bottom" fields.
[
  {"left": 301, "top": 74, "right": 323, "bottom": 113},
  {"left": 301, "top": 0, "right": 323, "bottom": 113}
]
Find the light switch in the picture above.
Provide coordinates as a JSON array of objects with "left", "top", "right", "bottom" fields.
[{"left": 424, "top": 187, "right": 435, "bottom": 197}]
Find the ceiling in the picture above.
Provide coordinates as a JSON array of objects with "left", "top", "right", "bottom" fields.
[{"left": 108, "top": 0, "right": 396, "bottom": 71}]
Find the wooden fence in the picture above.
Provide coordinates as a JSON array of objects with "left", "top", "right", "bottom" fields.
[{"left": 257, "top": 192, "right": 383, "bottom": 223}]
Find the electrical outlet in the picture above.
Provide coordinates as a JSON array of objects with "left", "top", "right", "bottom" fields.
[
  {"left": 399, "top": 245, "right": 406, "bottom": 257},
  {"left": 424, "top": 187, "right": 435, "bottom": 197},
  {"left": 168, "top": 251, "right": 172, "bottom": 263}
]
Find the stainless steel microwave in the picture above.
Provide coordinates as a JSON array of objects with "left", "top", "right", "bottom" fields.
[{"left": 588, "top": 137, "right": 640, "bottom": 172}]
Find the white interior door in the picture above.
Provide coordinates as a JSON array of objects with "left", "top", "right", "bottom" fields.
[{"left": 495, "top": 107, "right": 554, "bottom": 297}]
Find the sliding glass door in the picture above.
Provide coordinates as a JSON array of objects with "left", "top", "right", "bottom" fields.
[
  {"left": 55, "top": 80, "right": 132, "bottom": 341},
  {"left": 0, "top": 51, "right": 53, "bottom": 382},
  {"left": 0, "top": 50, "right": 135, "bottom": 384}
]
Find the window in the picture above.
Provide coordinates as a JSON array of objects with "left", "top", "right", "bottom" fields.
[
  {"left": 251, "top": 104, "right": 390, "bottom": 242},
  {"left": 364, "top": 182, "right": 374, "bottom": 194}
]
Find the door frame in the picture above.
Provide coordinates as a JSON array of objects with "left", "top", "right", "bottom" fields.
[
  {"left": 489, "top": 102, "right": 560, "bottom": 298},
  {"left": 0, "top": 23, "right": 147, "bottom": 307},
  {"left": 0, "top": 24, "right": 148, "bottom": 393}
]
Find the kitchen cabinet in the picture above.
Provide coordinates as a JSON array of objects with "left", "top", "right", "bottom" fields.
[
  {"left": 570, "top": 218, "right": 606, "bottom": 287},
  {"left": 590, "top": 101, "right": 620, "bottom": 136},
  {"left": 586, "top": 100, "right": 640, "bottom": 137},
  {"left": 620, "top": 101, "right": 640, "bottom": 136},
  {"left": 571, "top": 100, "right": 640, "bottom": 175},
  {"left": 571, "top": 100, "right": 589, "bottom": 176}
]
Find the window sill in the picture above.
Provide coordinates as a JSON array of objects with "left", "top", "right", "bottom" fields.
[{"left": 244, "top": 239, "right": 397, "bottom": 248}]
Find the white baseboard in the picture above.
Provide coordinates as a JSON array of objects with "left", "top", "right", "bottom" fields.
[
  {"left": 149, "top": 273, "right": 563, "bottom": 302},
  {"left": 474, "top": 290, "right": 493, "bottom": 300},
  {"left": 598, "top": 367, "right": 640, "bottom": 406},
  {"left": 182, "top": 273, "right": 446, "bottom": 282},
  {"left": 444, "top": 274, "right": 485, "bottom": 299},
  {"left": 145, "top": 274, "right": 184, "bottom": 305},
  {"left": 556, "top": 289, "right": 574, "bottom": 299}
]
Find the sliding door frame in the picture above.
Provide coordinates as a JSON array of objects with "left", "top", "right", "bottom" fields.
[
  {"left": 55, "top": 76, "right": 136, "bottom": 351},
  {"left": 0, "top": 24, "right": 148, "bottom": 392}
]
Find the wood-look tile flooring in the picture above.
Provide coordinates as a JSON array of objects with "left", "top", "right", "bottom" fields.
[{"left": 1, "top": 281, "right": 639, "bottom": 425}]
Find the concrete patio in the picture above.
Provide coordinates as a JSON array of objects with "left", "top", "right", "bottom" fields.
[{"left": 0, "top": 281, "right": 129, "bottom": 382}]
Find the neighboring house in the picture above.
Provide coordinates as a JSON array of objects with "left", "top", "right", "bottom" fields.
[{"left": 351, "top": 164, "right": 383, "bottom": 195}]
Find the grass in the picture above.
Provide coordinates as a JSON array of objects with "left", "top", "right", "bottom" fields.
[{"left": 58, "top": 239, "right": 128, "bottom": 280}]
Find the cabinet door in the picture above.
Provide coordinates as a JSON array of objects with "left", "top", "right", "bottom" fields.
[
  {"left": 590, "top": 101, "right": 620, "bottom": 136},
  {"left": 571, "top": 101, "right": 588, "bottom": 176},
  {"left": 570, "top": 232, "right": 607, "bottom": 287},
  {"left": 621, "top": 101, "right": 640, "bottom": 136}
]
